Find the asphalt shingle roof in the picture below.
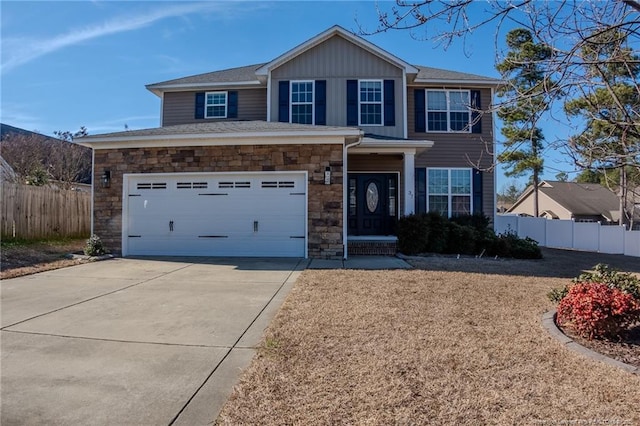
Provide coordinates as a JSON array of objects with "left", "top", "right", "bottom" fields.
[
  {"left": 536, "top": 181, "right": 620, "bottom": 219},
  {"left": 414, "top": 65, "right": 502, "bottom": 83},
  {"left": 79, "top": 121, "right": 359, "bottom": 140},
  {"left": 146, "top": 63, "right": 501, "bottom": 89},
  {"left": 147, "top": 63, "right": 266, "bottom": 88}
]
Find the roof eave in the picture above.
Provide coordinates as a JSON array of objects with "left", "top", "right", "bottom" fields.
[
  {"left": 146, "top": 80, "right": 264, "bottom": 96},
  {"left": 76, "top": 128, "right": 363, "bottom": 147},
  {"left": 410, "top": 78, "right": 504, "bottom": 87}
]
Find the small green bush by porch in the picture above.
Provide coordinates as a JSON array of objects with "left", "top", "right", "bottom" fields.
[{"left": 396, "top": 213, "right": 542, "bottom": 259}]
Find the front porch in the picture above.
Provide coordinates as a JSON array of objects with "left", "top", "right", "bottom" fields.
[{"left": 343, "top": 136, "right": 433, "bottom": 257}]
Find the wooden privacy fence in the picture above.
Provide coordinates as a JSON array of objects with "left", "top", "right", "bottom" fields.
[{"left": 1, "top": 183, "right": 91, "bottom": 239}]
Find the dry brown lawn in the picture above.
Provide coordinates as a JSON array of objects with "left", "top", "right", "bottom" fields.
[
  {"left": 218, "top": 249, "right": 640, "bottom": 425},
  {"left": 0, "top": 238, "right": 87, "bottom": 279}
]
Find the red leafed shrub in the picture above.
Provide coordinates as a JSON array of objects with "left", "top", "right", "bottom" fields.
[{"left": 556, "top": 282, "right": 640, "bottom": 340}]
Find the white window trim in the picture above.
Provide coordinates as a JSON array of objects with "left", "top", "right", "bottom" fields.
[
  {"left": 425, "top": 89, "right": 471, "bottom": 133},
  {"left": 358, "top": 79, "right": 384, "bottom": 127},
  {"left": 205, "top": 91, "right": 228, "bottom": 119},
  {"left": 426, "top": 167, "right": 473, "bottom": 217},
  {"left": 290, "top": 80, "right": 315, "bottom": 125}
]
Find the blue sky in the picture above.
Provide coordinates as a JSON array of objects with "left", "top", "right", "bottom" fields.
[{"left": 1, "top": 1, "right": 577, "bottom": 190}]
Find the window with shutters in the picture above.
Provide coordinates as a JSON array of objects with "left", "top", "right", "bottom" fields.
[
  {"left": 205, "top": 91, "right": 227, "bottom": 118},
  {"left": 359, "top": 80, "right": 383, "bottom": 126},
  {"left": 427, "top": 168, "right": 472, "bottom": 217},
  {"left": 290, "top": 81, "right": 314, "bottom": 124},
  {"left": 426, "top": 90, "right": 471, "bottom": 132}
]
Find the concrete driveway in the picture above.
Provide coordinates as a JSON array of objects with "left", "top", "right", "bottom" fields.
[{"left": 1, "top": 257, "right": 304, "bottom": 425}]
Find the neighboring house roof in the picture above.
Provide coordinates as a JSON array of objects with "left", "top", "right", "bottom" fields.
[
  {"left": 508, "top": 180, "right": 620, "bottom": 221},
  {"left": 1, "top": 123, "right": 49, "bottom": 140},
  {"left": 146, "top": 25, "right": 502, "bottom": 96},
  {"left": 0, "top": 155, "right": 18, "bottom": 182}
]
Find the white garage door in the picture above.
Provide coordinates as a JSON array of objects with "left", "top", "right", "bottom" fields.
[{"left": 123, "top": 172, "right": 307, "bottom": 257}]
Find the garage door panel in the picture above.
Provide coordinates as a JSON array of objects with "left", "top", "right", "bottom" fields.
[{"left": 125, "top": 173, "right": 308, "bottom": 257}]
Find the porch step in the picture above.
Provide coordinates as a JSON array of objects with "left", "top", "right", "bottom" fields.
[{"left": 348, "top": 240, "right": 398, "bottom": 256}]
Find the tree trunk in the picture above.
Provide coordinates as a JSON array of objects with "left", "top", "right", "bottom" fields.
[
  {"left": 620, "top": 166, "right": 628, "bottom": 227},
  {"left": 533, "top": 173, "right": 540, "bottom": 217}
]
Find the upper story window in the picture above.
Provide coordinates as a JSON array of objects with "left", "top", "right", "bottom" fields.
[
  {"left": 359, "top": 80, "right": 383, "bottom": 126},
  {"left": 426, "top": 90, "right": 470, "bottom": 132},
  {"left": 205, "top": 91, "right": 227, "bottom": 118},
  {"left": 290, "top": 81, "right": 314, "bottom": 124}
]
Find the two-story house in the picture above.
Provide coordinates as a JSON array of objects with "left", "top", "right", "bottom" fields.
[{"left": 79, "top": 25, "right": 501, "bottom": 259}]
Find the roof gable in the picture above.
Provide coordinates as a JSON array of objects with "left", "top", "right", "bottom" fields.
[
  {"left": 256, "top": 25, "right": 418, "bottom": 76},
  {"left": 509, "top": 180, "right": 619, "bottom": 219}
]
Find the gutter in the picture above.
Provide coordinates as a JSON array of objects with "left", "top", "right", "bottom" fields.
[{"left": 342, "top": 134, "right": 363, "bottom": 260}]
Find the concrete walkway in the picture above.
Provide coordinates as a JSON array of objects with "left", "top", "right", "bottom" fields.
[
  {"left": 307, "top": 255, "right": 412, "bottom": 270},
  {"left": 1, "top": 257, "right": 303, "bottom": 425}
]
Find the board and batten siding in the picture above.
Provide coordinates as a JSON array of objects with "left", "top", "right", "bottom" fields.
[
  {"left": 271, "top": 35, "right": 404, "bottom": 138},
  {"left": 162, "top": 88, "right": 267, "bottom": 127},
  {"left": 408, "top": 86, "right": 495, "bottom": 218}
]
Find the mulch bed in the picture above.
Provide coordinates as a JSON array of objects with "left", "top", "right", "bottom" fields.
[{"left": 559, "top": 323, "right": 640, "bottom": 369}]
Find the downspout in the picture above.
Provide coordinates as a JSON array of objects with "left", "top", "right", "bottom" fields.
[
  {"left": 90, "top": 148, "right": 95, "bottom": 235},
  {"left": 266, "top": 70, "right": 272, "bottom": 121},
  {"left": 343, "top": 134, "right": 363, "bottom": 260},
  {"left": 491, "top": 86, "right": 497, "bottom": 229}
]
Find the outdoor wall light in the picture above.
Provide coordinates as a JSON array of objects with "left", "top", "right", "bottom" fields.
[
  {"left": 324, "top": 166, "right": 331, "bottom": 185},
  {"left": 101, "top": 170, "right": 111, "bottom": 188}
]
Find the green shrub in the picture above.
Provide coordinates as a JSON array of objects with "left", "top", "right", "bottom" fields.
[
  {"left": 486, "top": 231, "right": 542, "bottom": 259},
  {"left": 424, "top": 212, "right": 449, "bottom": 254},
  {"left": 547, "top": 286, "right": 570, "bottom": 303},
  {"left": 396, "top": 213, "right": 542, "bottom": 259},
  {"left": 445, "top": 222, "right": 477, "bottom": 254},
  {"left": 450, "top": 213, "right": 492, "bottom": 233},
  {"left": 547, "top": 263, "right": 640, "bottom": 304},
  {"left": 396, "top": 214, "right": 428, "bottom": 255},
  {"left": 84, "top": 234, "right": 106, "bottom": 256},
  {"left": 574, "top": 264, "right": 640, "bottom": 300}
]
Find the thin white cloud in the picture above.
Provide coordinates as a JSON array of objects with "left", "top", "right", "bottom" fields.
[{"left": 1, "top": 2, "right": 221, "bottom": 74}]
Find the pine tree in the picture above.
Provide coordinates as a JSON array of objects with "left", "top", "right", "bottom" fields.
[
  {"left": 496, "top": 29, "right": 555, "bottom": 217},
  {"left": 564, "top": 29, "right": 640, "bottom": 226}
]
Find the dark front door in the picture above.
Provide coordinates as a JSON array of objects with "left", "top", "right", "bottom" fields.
[{"left": 348, "top": 173, "right": 398, "bottom": 236}]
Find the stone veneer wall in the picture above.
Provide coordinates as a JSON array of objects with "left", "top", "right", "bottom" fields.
[{"left": 93, "top": 143, "right": 344, "bottom": 259}]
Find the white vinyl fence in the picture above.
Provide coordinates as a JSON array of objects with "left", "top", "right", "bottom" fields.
[{"left": 495, "top": 215, "right": 640, "bottom": 258}]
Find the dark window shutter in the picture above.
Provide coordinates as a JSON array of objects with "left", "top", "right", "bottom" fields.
[
  {"left": 383, "top": 80, "right": 395, "bottom": 126},
  {"left": 315, "top": 80, "right": 326, "bottom": 125},
  {"left": 195, "top": 92, "right": 205, "bottom": 120},
  {"left": 471, "top": 90, "right": 481, "bottom": 134},
  {"left": 227, "top": 91, "right": 238, "bottom": 118},
  {"left": 346, "top": 80, "right": 358, "bottom": 126},
  {"left": 473, "top": 169, "right": 483, "bottom": 214},
  {"left": 278, "top": 81, "right": 289, "bottom": 123},
  {"left": 415, "top": 168, "right": 426, "bottom": 215},
  {"left": 414, "top": 89, "right": 426, "bottom": 133}
]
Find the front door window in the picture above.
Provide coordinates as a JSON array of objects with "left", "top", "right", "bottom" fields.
[{"left": 366, "top": 182, "right": 379, "bottom": 213}]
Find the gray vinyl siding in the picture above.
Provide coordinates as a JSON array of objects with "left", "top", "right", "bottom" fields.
[
  {"left": 348, "top": 154, "right": 404, "bottom": 216},
  {"left": 271, "top": 35, "right": 404, "bottom": 138},
  {"left": 409, "top": 86, "right": 494, "bottom": 169},
  {"left": 162, "top": 88, "right": 266, "bottom": 127},
  {"left": 409, "top": 86, "right": 495, "bottom": 218}
]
